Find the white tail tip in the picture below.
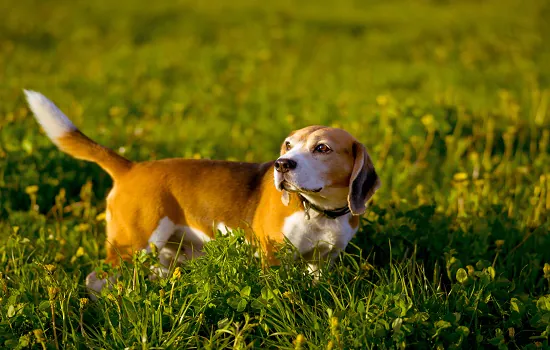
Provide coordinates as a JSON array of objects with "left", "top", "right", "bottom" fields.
[{"left": 24, "top": 89, "right": 76, "bottom": 142}]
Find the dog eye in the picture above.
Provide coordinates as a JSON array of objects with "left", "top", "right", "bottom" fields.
[
  {"left": 285, "top": 141, "right": 292, "bottom": 151},
  {"left": 314, "top": 144, "right": 331, "bottom": 153}
]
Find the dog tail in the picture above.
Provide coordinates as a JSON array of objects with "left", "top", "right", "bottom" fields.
[{"left": 24, "top": 90, "right": 133, "bottom": 180}]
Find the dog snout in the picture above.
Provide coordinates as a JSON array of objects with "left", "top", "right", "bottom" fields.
[{"left": 274, "top": 158, "right": 297, "bottom": 173}]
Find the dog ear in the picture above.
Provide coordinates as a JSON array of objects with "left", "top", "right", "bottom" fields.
[{"left": 347, "top": 142, "right": 381, "bottom": 215}]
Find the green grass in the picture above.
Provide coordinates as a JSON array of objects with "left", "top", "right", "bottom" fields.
[{"left": 1, "top": 0, "right": 550, "bottom": 348}]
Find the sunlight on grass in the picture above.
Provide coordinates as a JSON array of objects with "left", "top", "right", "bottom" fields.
[{"left": 1, "top": 0, "right": 549, "bottom": 348}]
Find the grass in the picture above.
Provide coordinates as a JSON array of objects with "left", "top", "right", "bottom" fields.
[{"left": 1, "top": 0, "right": 550, "bottom": 348}]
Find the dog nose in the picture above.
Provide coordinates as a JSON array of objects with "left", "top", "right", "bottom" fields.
[{"left": 274, "top": 158, "right": 297, "bottom": 173}]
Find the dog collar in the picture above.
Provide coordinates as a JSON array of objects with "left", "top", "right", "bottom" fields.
[{"left": 298, "top": 194, "right": 351, "bottom": 220}]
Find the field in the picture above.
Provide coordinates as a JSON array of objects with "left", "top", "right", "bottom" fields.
[{"left": 1, "top": 0, "right": 550, "bottom": 348}]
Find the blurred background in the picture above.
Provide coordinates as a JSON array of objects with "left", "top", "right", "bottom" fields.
[
  {"left": 1, "top": 2, "right": 550, "bottom": 347},
  {"left": 1, "top": 0, "right": 549, "bottom": 217}
]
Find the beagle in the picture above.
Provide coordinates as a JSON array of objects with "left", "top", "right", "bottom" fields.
[{"left": 24, "top": 90, "right": 380, "bottom": 293}]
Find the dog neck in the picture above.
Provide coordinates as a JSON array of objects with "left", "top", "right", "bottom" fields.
[{"left": 297, "top": 193, "right": 351, "bottom": 220}]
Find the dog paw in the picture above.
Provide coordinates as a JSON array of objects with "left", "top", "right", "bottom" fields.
[{"left": 85, "top": 271, "right": 117, "bottom": 300}]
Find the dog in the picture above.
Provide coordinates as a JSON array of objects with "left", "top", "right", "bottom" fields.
[{"left": 24, "top": 90, "right": 380, "bottom": 294}]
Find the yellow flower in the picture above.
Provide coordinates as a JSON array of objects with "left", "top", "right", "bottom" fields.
[
  {"left": 25, "top": 185, "right": 38, "bottom": 195},
  {"left": 149, "top": 242, "right": 158, "bottom": 255},
  {"left": 172, "top": 267, "right": 182, "bottom": 280},
  {"left": 77, "top": 223, "right": 90, "bottom": 232},
  {"left": 286, "top": 114, "right": 295, "bottom": 125},
  {"left": 48, "top": 287, "right": 59, "bottom": 300},
  {"left": 330, "top": 316, "right": 339, "bottom": 328},
  {"left": 44, "top": 264, "right": 56, "bottom": 274},
  {"left": 453, "top": 172, "right": 468, "bottom": 182},
  {"left": 330, "top": 317, "right": 340, "bottom": 341},
  {"left": 421, "top": 114, "right": 435, "bottom": 127},
  {"left": 116, "top": 282, "right": 124, "bottom": 295},
  {"left": 109, "top": 106, "right": 126, "bottom": 117},
  {"left": 75, "top": 246, "right": 85, "bottom": 257},
  {"left": 361, "top": 262, "right": 374, "bottom": 271},
  {"left": 33, "top": 329, "right": 45, "bottom": 343},
  {"left": 96, "top": 212, "right": 107, "bottom": 221},
  {"left": 376, "top": 95, "right": 389, "bottom": 106},
  {"left": 294, "top": 334, "right": 305, "bottom": 349}
]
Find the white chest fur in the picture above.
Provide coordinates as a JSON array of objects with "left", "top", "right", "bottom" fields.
[{"left": 282, "top": 211, "right": 357, "bottom": 262}]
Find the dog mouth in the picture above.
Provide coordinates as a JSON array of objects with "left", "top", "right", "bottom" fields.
[{"left": 278, "top": 180, "right": 322, "bottom": 194}]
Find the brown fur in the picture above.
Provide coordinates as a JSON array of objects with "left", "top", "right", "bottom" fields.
[
  {"left": 57, "top": 126, "right": 378, "bottom": 266},
  {"left": 58, "top": 131, "right": 132, "bottom": 179}
]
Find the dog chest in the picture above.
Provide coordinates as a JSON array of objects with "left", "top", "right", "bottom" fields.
[{"left": 282, "top": 211, "right": 356, "bottom": 258}]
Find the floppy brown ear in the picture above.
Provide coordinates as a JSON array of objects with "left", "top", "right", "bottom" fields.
[{"left": 348, "top": 142, "right": 381, "bottom": 215}]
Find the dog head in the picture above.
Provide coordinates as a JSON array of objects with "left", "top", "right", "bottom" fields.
[{"left": 274, "top": 125, "right": 380, "bottom": 215}]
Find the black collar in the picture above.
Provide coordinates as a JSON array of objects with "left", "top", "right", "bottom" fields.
[{"left": 298, "top": 194, "right": 351, "bottom": 219}]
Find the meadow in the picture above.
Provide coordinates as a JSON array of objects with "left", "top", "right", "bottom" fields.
[{"left": 1, "top": 0, "right": 550, "bottom": 348}]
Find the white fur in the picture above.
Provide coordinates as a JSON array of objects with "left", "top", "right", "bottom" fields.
[
  {"left": 284, "top": 143, "right": 326, "bottom": 190},
  {"left": 105, "top": 188, "right": 117, "bottom": 236},
  {"left": 274, "top": 141, "right": 329, "bottom": 203},
  {"left": 86, "top": 271, "right": 118, "bottom": 300},
  {"left": 146, "top": 217, "right": 212, "bottom": 263},
  {"left": 87, "top": 218, "right": 212, "bottom": 298},
  {"left": 283, "top": 210, "right": 356, "bottom": 264},
  {"left": 216, "top": 222, "right": 232, "bottom": 235},
  {"left": 106, "top": 187, "right": 116, "bottom": 202},
  {"left": 24, "top": 90, "right": 76, "bottom": 142},
  {"left": 300, "top": 188, "right": 350, "bottom": 210},
  {"left": 307, "top": 263, "right": 322, "bottom": 281},
  {"left": 275, "top": 137, "right": 358, "bottom": 272},
  {"left": 149, "top": 265, "right": 170, "bottom": 279},
  {"left": 147, "top": 217, "right": 176, "bottom": 251},
  {"left": 176, "top": 225, "right": 211, "bottom": 258},
  {"left": 273, "top": 141, "right": 307, "bottom": 190}
]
